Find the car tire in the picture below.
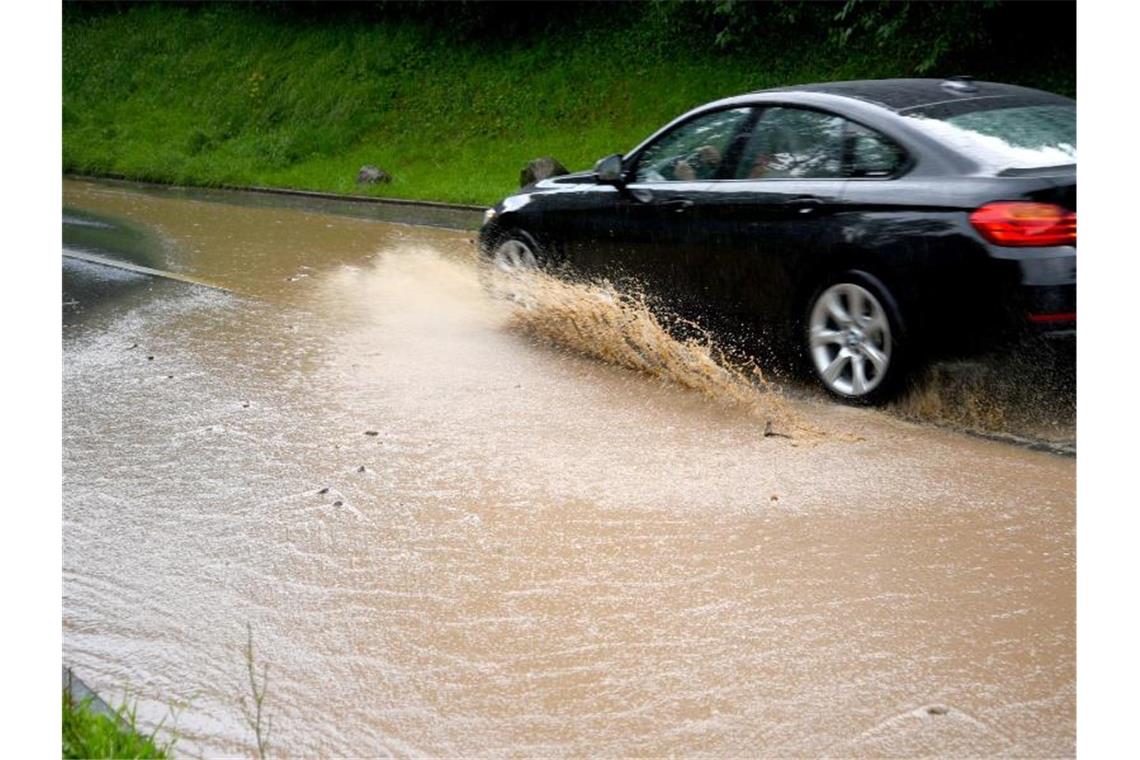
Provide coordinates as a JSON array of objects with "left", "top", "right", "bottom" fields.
[
  {"left": 479, "top": 229, "right": 549, "bottom": 305},
  {"left": 488, "top": 229, "right": 545, "bottom": 273},
  {"left": 804, "top": 271, "right": 908, "bottom": 405}
]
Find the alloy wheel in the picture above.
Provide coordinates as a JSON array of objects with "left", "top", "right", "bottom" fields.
[
  {"left": 808, "top": 282, "right": 893, "bottom": 398},
  {"left": 493, "top": 238, "right": 538, "bottom": 272}
]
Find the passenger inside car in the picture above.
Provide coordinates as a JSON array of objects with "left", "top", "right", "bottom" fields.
[{"left": 742, "top": 126, "right": 798, "bottom": 179}]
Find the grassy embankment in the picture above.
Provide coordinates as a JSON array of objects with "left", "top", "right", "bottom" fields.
[
  {"left": 63, "top": 3, "right": 1075, "bottom": 206},
  {"left": 62, "top": 691, "right": 171, "bottom": 759}
]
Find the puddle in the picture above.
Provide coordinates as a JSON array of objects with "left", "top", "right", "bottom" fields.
[{"left": 62, "top": 179, "right": 1074, "bottom": 757}]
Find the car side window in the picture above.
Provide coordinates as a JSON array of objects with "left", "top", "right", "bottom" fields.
[
  {"left": 847, "top": 123, "right": 907, "bottom": 177},
  {"left": 734, "top": 107, "right": 846, "bottom": 179},
  {"left": 633, "top": 107, "right": 754, "bottom": 183}
]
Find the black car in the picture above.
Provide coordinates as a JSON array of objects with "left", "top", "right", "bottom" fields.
[{"left": 478, "top": 78, "right": 1076, "bottom": 403}]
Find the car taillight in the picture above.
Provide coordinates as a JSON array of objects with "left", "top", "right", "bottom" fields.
[{"left": 969, "top": 202, "right": 1076, "bottom": 247}]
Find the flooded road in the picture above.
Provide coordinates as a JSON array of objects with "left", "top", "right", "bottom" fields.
[{"left": 63, "top": 179, "right": 1074, "bottom": 757}]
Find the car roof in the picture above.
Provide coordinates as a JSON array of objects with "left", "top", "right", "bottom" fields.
[
  {"left": 757, "top": 78, "right": 1071, "bottom": 113},
  {"left": 618, "top": 78, "right": 1074, "bottom": 179}
]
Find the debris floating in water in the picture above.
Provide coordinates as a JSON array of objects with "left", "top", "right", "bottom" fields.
[{"left": 763, "top": 420, "right": 792, "bottom": 439}]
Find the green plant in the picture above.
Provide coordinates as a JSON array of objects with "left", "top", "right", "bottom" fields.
[
  {"left": 240, "top": 623, "right": 272, "bottom": 760},
  {"left": 61, "top": 2, "right": 1074, "bottom": 206},
  {"left": 62, "top": 690, "right": 174, "bottom": 759}
]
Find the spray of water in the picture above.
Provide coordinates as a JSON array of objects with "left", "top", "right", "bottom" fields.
[
  {"left": 889, "top": 341, "right": 1075, "bottom": 449},
  {"left": 483, "top": 264, "right": 809, "bottom": 438}
]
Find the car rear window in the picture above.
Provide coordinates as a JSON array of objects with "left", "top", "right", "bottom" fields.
[{"left": 904, "top": 100, "right": 1075, "bottom": 172}]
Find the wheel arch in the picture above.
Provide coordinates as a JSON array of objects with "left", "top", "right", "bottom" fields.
[{"left": 792, "top": 244, "right": 915, "bottom": 344}]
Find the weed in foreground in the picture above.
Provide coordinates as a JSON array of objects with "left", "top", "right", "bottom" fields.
[
  {"left": 240, "top": 623, "right": 272, "bottom": 760},
  {"left": 62, "top": 690, "right": 174, "bottom": 759}
]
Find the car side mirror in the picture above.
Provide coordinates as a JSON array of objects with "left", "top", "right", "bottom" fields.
[{"left": 594, "top": 154, "right": 624, "bottom": 184}]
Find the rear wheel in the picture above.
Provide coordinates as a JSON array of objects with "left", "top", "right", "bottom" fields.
[{"left": 805, "top": 273, "right": 906, "bottom": 404}]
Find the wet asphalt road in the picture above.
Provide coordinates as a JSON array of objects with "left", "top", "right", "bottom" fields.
[{"left": 63, "top": 179, "right": 1074, "bottom": 757}]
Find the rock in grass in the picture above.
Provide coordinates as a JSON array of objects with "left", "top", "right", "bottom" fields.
[
  {"left": 356, "top": 165, "right": 392, "bottom": 184},
  {"left": 520, "top": 157, "right": 569, "bottom": 187}
]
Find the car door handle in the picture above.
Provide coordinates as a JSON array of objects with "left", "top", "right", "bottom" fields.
[
  {"left": 658, "top": 198, "right": 695, "bottom": 213},
  {"left": 784, "top": 196, "right": 823, "bottom": 214}
]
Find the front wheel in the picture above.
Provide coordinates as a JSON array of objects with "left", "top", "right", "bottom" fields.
[
  {"left": 805, "top": 273, "right": 907, "bottom": 404},
  {"left": 480, "top": 229, "right": 548, "bottom": 305},
  {"left": 490, "top": 233, "right": 541, "bottom": 273}
]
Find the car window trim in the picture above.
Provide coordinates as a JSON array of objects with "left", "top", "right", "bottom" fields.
[
  {"left": 711, "top": 103, "right": 914, "bottom": 182},
  {"left": 840, "top": 119, "right": 915, "bottom": 180},
  {"left": 626, "top": 106, "right": 758, "bottom": 185},
  {"left": 711, "top": 108, "right": 761, "bottom": 181}
]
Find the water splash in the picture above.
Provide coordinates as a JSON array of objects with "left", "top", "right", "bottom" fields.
[
  {"left": 889, "top": 339, "right": 1075, "bottom": 449},
  {"left": 483, "top": 264, "right": 808, "bottom": 438}
]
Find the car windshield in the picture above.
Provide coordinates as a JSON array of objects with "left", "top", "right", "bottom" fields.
[{"left": 904, "top": 100, "right": 1075, "bottom": 172}]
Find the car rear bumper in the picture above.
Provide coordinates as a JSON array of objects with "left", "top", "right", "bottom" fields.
[
  {"left": 1019, "top": 283, "right": 1076, "bottom": 334},
  {"left": 985, "top": 243, "right": 1076, "bottom": 335}
]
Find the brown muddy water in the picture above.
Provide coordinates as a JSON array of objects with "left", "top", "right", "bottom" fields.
[{"left": 63, "top": 179, "right": 1074, "bottom": 757}]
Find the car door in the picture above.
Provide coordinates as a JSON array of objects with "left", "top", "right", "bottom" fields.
[
  {"left": 697, "top": 106, "right": 852, "bottom": 339},
  {"left": 565, "top": 106, "right": 757, "bottom": 310}
]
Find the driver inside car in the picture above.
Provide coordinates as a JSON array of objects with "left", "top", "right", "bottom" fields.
[{"left": 672, "top": 144, "right": 722, "bottom": 181}]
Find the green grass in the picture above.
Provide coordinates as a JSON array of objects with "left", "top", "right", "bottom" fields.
[
  {"left": 63, "top": 3, "right": 1075, "bottom": 206},
  {"left": 62, "top": 691, "right": 171, "bottom": 759}
]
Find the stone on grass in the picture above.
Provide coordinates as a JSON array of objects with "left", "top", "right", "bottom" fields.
[
  {"left": 520, "top": 157, "right": 569, "bottom": 187},
  {"left": 357, "top": 165, "right": 392, "bottom": 184}
]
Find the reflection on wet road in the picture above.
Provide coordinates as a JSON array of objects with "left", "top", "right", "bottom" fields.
[{"left": 63, "top": 179, "right": 1074, "bottom": 757}]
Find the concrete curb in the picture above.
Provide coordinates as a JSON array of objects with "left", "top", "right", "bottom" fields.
[
  {"left": 63, "top": 665, "right": 119, "bottom": 723},
  {"left": 964, "top": 428, "right": 1075, "bottom": 458},
  {"left": 64, "top": 174, "right": 486, "bottom": 231},
  {"left": 247, "top": 184, "right": 486, "bottom": 213}
]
